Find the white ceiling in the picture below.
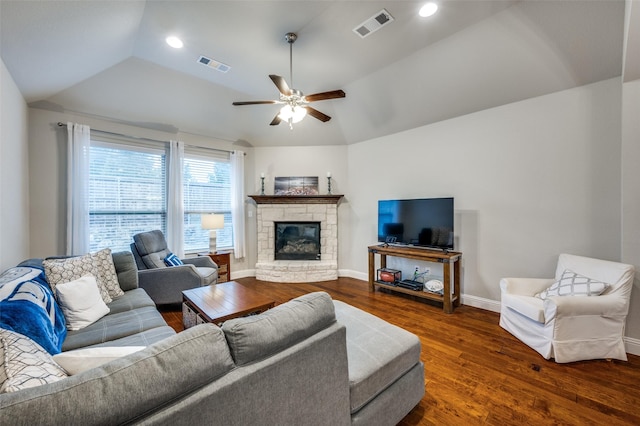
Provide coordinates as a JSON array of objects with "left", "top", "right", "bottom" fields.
[{"left": 1, "top": 0, "right": 636, "bottom": 147}]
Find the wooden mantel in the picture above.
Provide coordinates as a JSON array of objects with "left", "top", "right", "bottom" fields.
[{"left": 248, "top": 195, "right": 344, "bottom": 205}]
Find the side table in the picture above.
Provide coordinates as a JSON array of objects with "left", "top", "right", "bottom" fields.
[{"left": 199, "top": 251, "right": 230, "bottom": 283}]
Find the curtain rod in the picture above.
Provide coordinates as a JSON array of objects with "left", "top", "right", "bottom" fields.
[{"left": 56, "top": 122, "right": 245, "bottom": 155}]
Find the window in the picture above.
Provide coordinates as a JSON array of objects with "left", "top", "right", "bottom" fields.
[
  {"left": 88, "top": 136, "right": 232, "bottom": 253},
  {"left": 183, "top": 149, "right": 232, "bottom": 253},
  {"left": 89, "top": 141, "right": 167, "bottom": 252}
]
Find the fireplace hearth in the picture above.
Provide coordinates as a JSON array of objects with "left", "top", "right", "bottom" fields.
[{"left": 275, "top": 222, "right": 321, "bottom": 261}]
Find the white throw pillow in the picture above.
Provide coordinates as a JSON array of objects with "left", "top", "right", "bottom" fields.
[
  {"left": 55, "top": 275, "right": 110, "bottom": 331},
  {"left": 53, "top": 346, "right": 145, "bottom": 375},
  {"left": 535, "top": 269, "right": 609, "bottom": 300},
  {"left": 0, "top": 329, "right": 67, "bottom": 393}
]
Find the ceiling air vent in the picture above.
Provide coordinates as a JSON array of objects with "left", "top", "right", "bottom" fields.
[
  {"left": 197, "top": 55, "right": 231, "bottom": 73},
  {"left": 353, "top": 9, "right": 394, "bottom": 38}
]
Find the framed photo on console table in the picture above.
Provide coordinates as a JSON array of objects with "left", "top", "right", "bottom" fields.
[{"left": 274, "top": 176, "right": 319, "bottom": 195}]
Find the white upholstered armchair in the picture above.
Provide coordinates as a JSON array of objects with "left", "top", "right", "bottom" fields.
[{"left": 499, "top": 254, "right": 635, "bottom": 363}]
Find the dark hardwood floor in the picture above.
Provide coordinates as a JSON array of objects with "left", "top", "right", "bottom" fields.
[{"left": 161, "top": 277, "right": 640, "bottom": 425}]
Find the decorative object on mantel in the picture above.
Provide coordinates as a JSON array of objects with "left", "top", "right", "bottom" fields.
[
  {"left": 260, "top": 172, "right": 265, "bottom": 195},
  {"left": 326, "top": 172, "right": 332, "bottom": 195},
  {"left": 248, "top": 194, "right": 343, "bottom": 205},
  {"left": 274, "top": 176, "right": 319, "bottom": 196},
  {"left": 201, "top": 214, "right": 224, "bottom": 253}
]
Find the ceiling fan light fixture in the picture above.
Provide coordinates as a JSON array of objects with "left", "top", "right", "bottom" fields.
[{"left": 279, "top": 105, "right": 307, "bottom": 123}]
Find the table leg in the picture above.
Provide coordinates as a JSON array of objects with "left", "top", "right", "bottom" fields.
[{"left": 443, "top": 261, "right": 452, "bottom": 314}]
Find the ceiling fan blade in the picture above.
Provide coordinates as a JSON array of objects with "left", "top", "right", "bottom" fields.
[
  {"left": 305, "top": 106, "right": 331, "bottom": 122},
  {"left": 232, "top": 100, "right": 278, "bottom": 106},
  {"left": 270, "top": 114, "right": 282, "bottom": 126},
  {"left": 269, "top": 75, "right": 292, "bottom": 96},
  {"left": 304, "top": 90, "right": 346, "bottom": 102}
]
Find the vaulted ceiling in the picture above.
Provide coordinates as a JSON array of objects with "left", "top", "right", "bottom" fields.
[{"left": 1, "top": 1, "right": 636, "bottom": 147}]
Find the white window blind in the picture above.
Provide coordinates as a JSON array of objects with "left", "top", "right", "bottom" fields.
[
  {"left": 183, "top": 148, "right": 232, "bottom": 253},
  {"left": 88, "top": 140, "right": 167, "bottom": 252},
  {"left": 87, "top": 135, "right": 233, "bottom": 254}
]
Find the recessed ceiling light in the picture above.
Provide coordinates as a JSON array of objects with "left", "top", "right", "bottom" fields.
[
  {"left": 419, "top": 2, "right": 438, "bottom": 18},
  {"left": 166, "top": 36, "right": 183, "bottom": 49}
]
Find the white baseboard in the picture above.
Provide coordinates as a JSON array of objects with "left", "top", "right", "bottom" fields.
[
  {"left": 338, "top": 269, "right": 367, "bottom": 281},
  {"left": 230, "top": 269, "right": 256, "bottom": 280},
  {"left": 460, "top": 294, "right": 501, "bottom": 313},
  {"left": 624, "top": 336, "right": 640, "bottom": 356}
]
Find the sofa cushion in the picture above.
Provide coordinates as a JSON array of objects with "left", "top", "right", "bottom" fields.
[
  {"left": 222, "top": 291, "right": 336, "bottom": 366},
  {"left": 84, "top": 326, "right": 176, "bottom": 348},
  {"left": 0, "top": 325, "right": 235, "bottom": 424},
  {"left": 196, "top": 266, "right": 218, "bottom": 286},
  {"left": 142, "top": 251, "right": 170, "bottom": 269},
  {"left": 62, "top": 306, "right": 169, "bottom": 351},
  {"left": 55, "top": 276, "right": 110, "bottom": 331},
  {"left": 0, "top": 329, "right": 67, "bottom": 393},
  {"left": 502, "top": 293, "right": 545, "bottom": 323},
  {"left": 106, "top": 288, "right": 156, "bottom": 315},
  {"left": 333, "top": 300, "right": 422, "bottom": 414},
  {"left": 43, "top": 253, "right": 112, "bottom": 304},
  {"left": 111, "top": 251, "right": 138, "bottom": 291}
]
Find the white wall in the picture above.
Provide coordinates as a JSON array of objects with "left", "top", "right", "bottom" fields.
[
  {"left": 0, "top": 59, "right": 29, "bottom": 270},
  {"left": 346, "top": 78, "right": 623, "bottom": 303},
  {"left": 622, "top": 78, "right": 640, "bottom": 340},
  {"left": 252, "top": 145, "right": 349, "bottom": 270}
]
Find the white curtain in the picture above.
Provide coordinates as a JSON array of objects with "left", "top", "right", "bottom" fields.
[
  {"left": 230, "top": 150, "right": 246, "bottom": 259},
  {"left": 66, "top": 122, "right": 91, "bottom": 255},
  {"left": 167, "top": 140, "right": 185, "bottom": 257}
]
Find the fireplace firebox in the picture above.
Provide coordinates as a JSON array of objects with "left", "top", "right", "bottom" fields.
[{"left": 275, "top": 222, "right": 321, "bottom": 261}]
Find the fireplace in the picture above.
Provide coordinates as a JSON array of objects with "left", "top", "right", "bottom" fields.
[
  {"left": 249, "top": 194, "right": 343, "bottom": 283},
  {"left": 275, "top": 222, "right": 321, "bottom": 261}
]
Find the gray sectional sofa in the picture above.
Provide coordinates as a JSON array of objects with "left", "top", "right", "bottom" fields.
[{"left": 0, "top": 252, "right": 424, "bottom": 425}]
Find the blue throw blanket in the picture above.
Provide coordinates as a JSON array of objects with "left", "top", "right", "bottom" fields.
[{"left": 0, "top": 266, "right": 67, "bottom": 354}]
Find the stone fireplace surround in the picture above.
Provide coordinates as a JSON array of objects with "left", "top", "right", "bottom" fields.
[{"left": 249, "top": 195, "right": 343, "bottom": 282}]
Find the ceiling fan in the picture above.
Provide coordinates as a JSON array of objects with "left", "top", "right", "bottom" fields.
[{"left": 232, "top": 32, "right": 345, "bottom": 129}]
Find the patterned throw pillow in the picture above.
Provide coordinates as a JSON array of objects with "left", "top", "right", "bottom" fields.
[
  {"left": 0, "top": 329, "right": 67, "bottom": 393},
  {"left": 164, "top": 253, "right": 184, "bottom": 267},
  {"left": 91, "top": 248, "right": 124, "bottom": 299},
  {"left": 535, "top": 270, "right": 609, "bottom": 300},
  {"left": 43, "top": 253, "right": 112, "bottom": 304}
]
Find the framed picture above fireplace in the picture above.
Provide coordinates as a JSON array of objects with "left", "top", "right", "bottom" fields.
[{"left": 274, "top": 176, "right": 319, "bottom": 196}]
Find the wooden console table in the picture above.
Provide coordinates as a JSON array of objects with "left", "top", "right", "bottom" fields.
[{"left": 368, "top": 245, "right": 462, "bottom": 314}]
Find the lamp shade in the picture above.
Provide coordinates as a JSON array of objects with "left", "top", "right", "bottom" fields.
[{"left": 201, "top": 214, "right": 224, "bottom": 230}]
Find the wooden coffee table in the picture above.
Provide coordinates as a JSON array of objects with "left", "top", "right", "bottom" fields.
[{"left": 182, "top": 281, "right": 276, "bottom": 328}]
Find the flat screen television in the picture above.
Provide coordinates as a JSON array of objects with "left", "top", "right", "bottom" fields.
[{"left": 377, "top": 197, "right": 454, "bottom": 251}]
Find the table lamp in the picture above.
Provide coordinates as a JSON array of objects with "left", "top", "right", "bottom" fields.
[{"left": 201, "top": 214, "right": 224, "bottom": 253}]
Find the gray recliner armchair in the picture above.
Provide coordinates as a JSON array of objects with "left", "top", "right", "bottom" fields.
[{"left": 131, "top": 230, "right": 218, "bottom": 306}]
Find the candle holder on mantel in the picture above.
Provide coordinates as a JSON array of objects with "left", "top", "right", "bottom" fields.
[
  {"left": 327, "top": 176, "right": 332, "bottom": 195},
  {"left": 260, "top": 176, "right": 265, "bottom": 195}
]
